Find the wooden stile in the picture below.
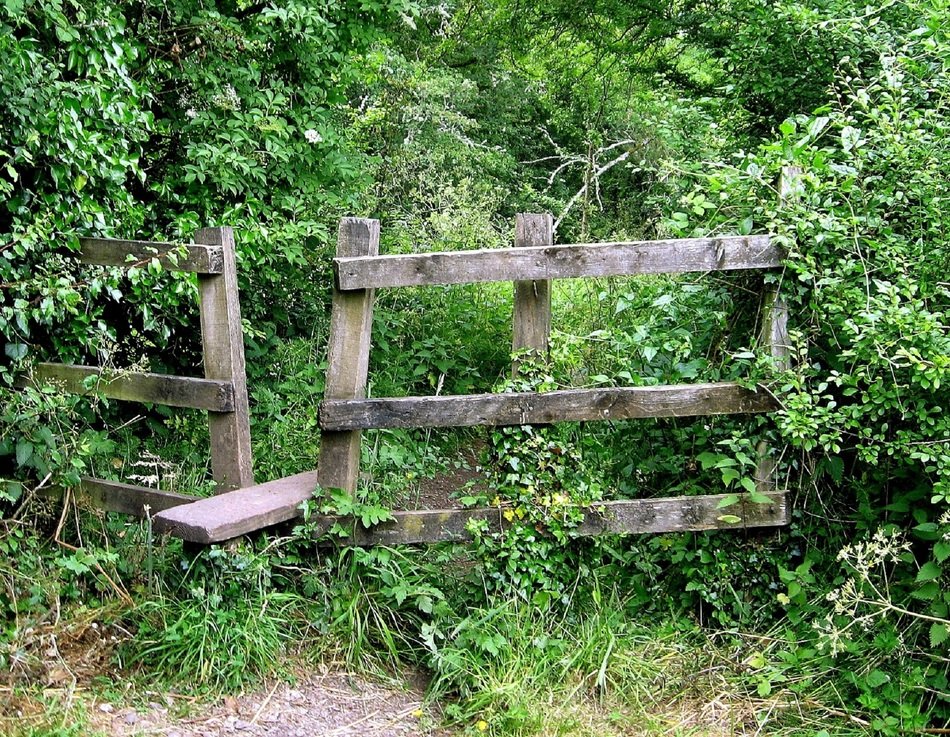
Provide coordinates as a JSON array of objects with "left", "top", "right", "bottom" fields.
[
  {"left": 79, "top": 237, "right": 224, "bottom": 274},
  {"left": 315, "top": 219, "right": 380, "bottom": 495},
  {"left": 196, "top": 227, "right": 255, "bottom": 491},
  {"left": 64, "top": 212, "right": 792, "bottom": 546},
  {"left": 334, "top": 235, "right": 780, "bottom": 290}
]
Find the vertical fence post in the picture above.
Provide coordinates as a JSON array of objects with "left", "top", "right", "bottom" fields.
[
  {"left": 195, "top": 226, "right": 254, "bottom": 492},
  {"left": 512, "top": 213, "right": 554, "bottom": 376},
  {"left": 316, "top": 218, "right": 380, "bottom": 494},
  {"left": 755, "top": 166, "right": 798, "bottom": 491}
]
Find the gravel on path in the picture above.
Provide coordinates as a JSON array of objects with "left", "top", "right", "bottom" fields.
[{"left": 90, "top": 666, "right": 451, "bottom": 737}]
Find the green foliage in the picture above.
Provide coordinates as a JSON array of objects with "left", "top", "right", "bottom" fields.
[
  {"left": 660, "top": 1, "right": 950, "bottom": 725},
  {"left": 0, "top": 385, "right": 114, "bottom": 506},
  {"left": 455, "top": 365, "right": 605, "bottom": 605},
  {"left": 0, "top": 0, "right": 418, "bottom": 499},
  {"left": 5, "top": 0, "right": 950, "bottom": 732},
  {"left": 125, "top": 543, "right": 305, "bottom": 692},
  {"left": 248, "top": 338, "right": 327, "bottom": 480},
  {"left": 669, "top": 0, "right": 950, "bottom": 531}
]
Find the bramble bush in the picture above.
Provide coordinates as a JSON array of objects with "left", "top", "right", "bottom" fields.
[{"left": 662, "top": 1, "right": 950, "bottom": 726}]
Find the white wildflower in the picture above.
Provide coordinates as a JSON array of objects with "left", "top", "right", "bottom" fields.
[
  {"left": 185, "top": 108, "right": 197, "bottom": 119},
  {"left": 212, "top": 84, "right": 241, "bottom": 111},
  {"left": 304, "top": 129, "right": 323, "bottom": 144}
]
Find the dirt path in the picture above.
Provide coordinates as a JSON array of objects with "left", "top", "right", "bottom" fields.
[{"left": 89, "top": 666, "right": 451, "bottom": 737}]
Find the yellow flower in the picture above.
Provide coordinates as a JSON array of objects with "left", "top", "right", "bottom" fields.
[{"left": 476, "top": 720, "right": 489, "bottom": 732}]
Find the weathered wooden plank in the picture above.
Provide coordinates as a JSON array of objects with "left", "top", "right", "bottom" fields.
[
  {"left": 512, "top": 213, "right": 553, "bottom": 374},
  {"left": 151, "top": 482, "right": 787, "bottom": 544},
  {"left": 760, "top": 289, "right": 789, "bottom": 366},
  {"left": 151, "top": 471, "right": 319, "bottom": 543},
  {"left": 196, "top": 227, "right": 254, "bottom": 491},
  {"left": 316, "top": 219, "right": 379, "bottom": 494},
  {"left": 312, "top": 492, "right": 789, "bottom": 545},
  {"left": 335, "top": 235, "right": 780, "bottom": 290},
  {"left": 28, "top": 363, "right": 235, "bottom": 411},
  {"left": 319, "top": 382, "right": 778, "bottom": 431},
  {"left": 756, "top": 165, "right": 798, "bottom": 492},
  {"left": 79, "top": 238, "right": 224, "bottom": 274},
  {"left": 79, "top": 477, "right": 199, "bottom": 517}
]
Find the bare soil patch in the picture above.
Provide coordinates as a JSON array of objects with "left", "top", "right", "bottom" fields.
[{"left": 89, "top": 665, "right": 451, "bottom": 737}]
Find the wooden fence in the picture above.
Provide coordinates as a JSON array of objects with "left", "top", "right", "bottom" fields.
[
  {"left": 20, "top": 228, "right": 254, "bottom": 513},
  {"left": 152, "top": 199, "right": 792, "bottom": 544},
  {"left": 25, "top": 178, "right": 795, "bottom": 545}
]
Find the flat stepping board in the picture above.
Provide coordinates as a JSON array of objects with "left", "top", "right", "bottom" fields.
[{"left": 152, "top": 471, "right": 318, "bottom": 543}]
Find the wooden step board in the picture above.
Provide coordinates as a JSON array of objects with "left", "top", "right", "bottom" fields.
[
  {"left": 151, "top": 473, "right": 787, "bottom": 544},
  {"left": 152, "top": 471, "right": 318, "bottom": 543}
]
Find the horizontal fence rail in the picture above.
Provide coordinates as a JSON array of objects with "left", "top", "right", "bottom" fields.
[
  {"left": 311, "top": 492, "right": 789, "bottom": 546},
  {"left": 27, "top": 362, "right": 236, "bottom": 412},
  {"left": 151, "top": 479, "right": 787, "bottom": 544},
  {"left": 320, "top": 382, "right": 779, "bottom": 431},
  {"left": 79, "top": 237, "right": 225, "bottom": 274},
  {"left": 335, "top": 235, "right": 780, "bottom": 290},
  {"left": 80, "top": 478, "right": 199, "bottom": 516}
]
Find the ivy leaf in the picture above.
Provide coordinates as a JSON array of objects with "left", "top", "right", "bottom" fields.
[{"left": 4, "top": 343, "right": 27, "bottom": 360}]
